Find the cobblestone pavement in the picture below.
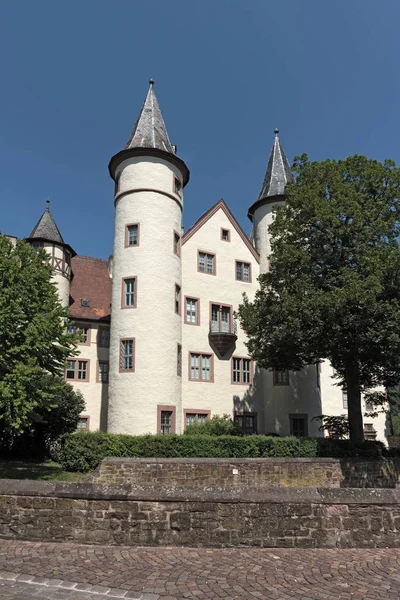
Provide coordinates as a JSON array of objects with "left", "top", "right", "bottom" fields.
[{"left": 0, "top": 540, "right": 399, "bottom": 600}]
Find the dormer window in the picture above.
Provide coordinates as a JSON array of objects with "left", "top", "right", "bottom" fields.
[
  {"left": 174, "top": 176, "right": 182, "bottom": 197},
  {"left": 81, "top": 299, "right": 89, "bottom": 308}
]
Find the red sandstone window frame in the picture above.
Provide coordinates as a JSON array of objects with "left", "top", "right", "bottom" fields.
[
  {"left": 234, "top": 411, "right": 258, "bottom": 435},
  {"left": 125, "top": 223, "right": 140, "bottom": 248},
  {"left": 157, "top": 405, "right": 176, "bottom": 434},
  {"left": 188, "top": 351, "right": 214, "bottom": 383},
  {"left": 220, "top": 228, "right": 231, "bottom": 242},
  {"left": 65, "top": 358, "right": 90, "bottom": 383},
  {"left": 97, "top": 326, "right": 110, "bottom": 348},
  {"left": 197, "top": 250, "right": 216, "bottom": 275},
  {"left": 68, "top": 322, "right": 91, "bottom": 346},
  {"left": 77, "top": 415, "right": 90, "bottom": 431},
  {"left": 183, "top": 409, "right": 211, "bottom": 431},
  {"left": 175, "top": 283, "right": 181, "bottom": 315},
  {"left": 235, "top": 260, "right": 252, "bottom": 283},
  {"left": 119, "top": 338, "right": 135, "bottom": 373},
  {"left": 184, "top": 296, "right": 200, "bottom": 326},
  {"left": 173, "top": 230, "right": 181, "bottom": 257},
  {"left": 173, "top": 175, "right": 182, "bottom": 198},
  {"left": 289, "top": 414, "right": 308, "bottom": 437},
  {"left": 96, "top": 360, "right": 109, "bottom": 384},
  {"left": 231, "top": 356, "right": 253, "bottom": 385},
  {"left": 273, "top": 368, "right": 289, "bottom": 386},
  {"left": 121, "top": 276, "right": 137, "bottom": 309}
]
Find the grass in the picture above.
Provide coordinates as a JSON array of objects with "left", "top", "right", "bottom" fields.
[{"left": 0, "top": 460, "right": 90, "bottom": 482}]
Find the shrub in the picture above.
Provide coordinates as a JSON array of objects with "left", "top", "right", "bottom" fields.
[
  {"left": 58, "top": 432, "right": 385, "bottom": 472},
  {"left": 184, "top": 414, "right": 242, "bottom": 436}
]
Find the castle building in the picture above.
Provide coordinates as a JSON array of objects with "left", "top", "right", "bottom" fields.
[{"left": 23, "top": 81, "right": 388, "bottom": 442}]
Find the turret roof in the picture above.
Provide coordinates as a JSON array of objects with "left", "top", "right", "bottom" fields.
[
  {"left": 29, "top": 201, "right": 65, "bottom": 244},
  {"left": 125, "top": 79, "right": 174, "bottom": 154}
]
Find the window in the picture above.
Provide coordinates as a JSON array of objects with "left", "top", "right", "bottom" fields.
[
  {"left": 342, "top": 391, "right": 348, "bottom": 409},
  {"left": 289, "top": 414, "right": 308, "bottom": 437},
  {"left": 32, "top": 241, "right": 43, "bottom": 252},
  {"left": 98, "top": 326, "right": 110, "bottom": 347},
  {"left": 69, "top": 324, "right": 90, "bottom": 345},
  {"left": 65, "top": 359, "right": 89, "bottom": 382},
  {"left": 120, "top": 338, "right": 135, "bottom": 372},
  {"left": 365, "top": 399, "right": 374, "bottom": 412},
  {"left": 65, "top": 251, "right": 71, "bottom": 266},
  {"left": 77, "top": 416, "right": 90, "bottom": 431},
  {"left": 67, "top": 324, "right": 76, "bottom": 335},
  {"left": 184, "top": 410, "right": 210, "bottom": 430},
  {"left": 174, "top": 176, "right": 182, "bottom": 197},
  {"left": 210, "top": 303, "right": 232, "bottom": 333},
  {"left": 81, "top": 299, "right": 89, "bottom": 307},
  {"left": 122, "top": 277, "right": 136, "bottom": 308},
  {"left": 126, "top": 223, "right": 139, "bottom": 247},
  {"left": 189, "top": 352, "right": 213, "bottom": 382},
  {"left": 221, "top": 228, "right": 230, "bottom": 242},
  {"left": 234, "top": 412, "right": 257, "bottom": 435},
  {"left": 185, "top": 297, "right": 199, "bottom": 325},
  {"left": 158, "top": 405, "right": 176, "bottom": 434},
  {"left": 232, "top": 357, "right": 252, "bottom": 385},
  {"left": 175, "top": 284, "right": 181, "bottom": 315},
  {"left": 364, "top": 423, "right": 377, "bottom": 441},
  {"left": 198, "top": 251, "right": 215, "bottom": 275},
  {"left": 273, "top": 368, "right": 289, "bottom": 385},
  {"left": 316, "top": 362, "right": 321, "bottom": 388},
  {"left": 97, "top": 361, "right": 109, "bottom": 383},
  {"left": 177, "top": 344, "right": 182, "bottom": 377},
  {"left": 236, "top": 261, "right": 251, "bottom": 282},
  {"left": 173, "top": 231, "right": 181, "bottom": 257}
]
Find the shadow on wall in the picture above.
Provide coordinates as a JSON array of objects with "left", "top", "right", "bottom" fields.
[
  {"left": 232, "top": 365, "right": 323, "bottom": 437},
  {"left": 338, "top": 456, "right": 400, "bottom": 488}
]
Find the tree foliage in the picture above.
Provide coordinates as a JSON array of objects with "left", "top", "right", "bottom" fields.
[
  {"left": 238, "top": 155, "right": 400, "bottom": 441},
  {"left": 184, "top": 414, "right": 242, "bottom": 436},
  {"left": 0, "top": 235, "right": 78, "bottom": 437}
]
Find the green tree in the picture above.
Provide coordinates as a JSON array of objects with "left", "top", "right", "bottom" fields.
[
  {"left": 238, "top": 155, "right": 400, "bottom": 441},
  {"left": 0, "top": 235, "right": 78, "bottom": 438}
]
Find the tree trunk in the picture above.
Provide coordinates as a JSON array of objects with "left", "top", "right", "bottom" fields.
[{"left": 345, "top": 362, "right": 364, "bottom": 442}]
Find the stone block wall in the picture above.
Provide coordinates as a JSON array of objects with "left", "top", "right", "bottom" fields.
[
  {"left": 92, "top": 457, "right": 400, "bottom": 489},
  {"left": 0, "top": 480, "right": 399, "bottom": 548}
]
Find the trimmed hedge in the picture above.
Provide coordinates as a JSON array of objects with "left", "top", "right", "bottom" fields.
[{"left": 57, "top": 431, "right": 385, "bottom": 473}]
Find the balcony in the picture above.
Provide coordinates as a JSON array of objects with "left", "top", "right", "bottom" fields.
[{"left": 209, "top": 318, "right": 238, "bottom": 356}]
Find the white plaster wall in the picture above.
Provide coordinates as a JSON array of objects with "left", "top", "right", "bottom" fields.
[
  {"left": 108, "top": 156, "right": 183, "bottom": 435},
  {"left": 320, "top": 361, "right": 389, "bottom": 444},
  {"left": 69, "top": 321, "right": 110, "bottom": 431},
  {"left": 251, "top": 200, "right": 284, "bottom": 274},
  {"left": 181, "top": 207, "right": 263, "bottom": 430}
]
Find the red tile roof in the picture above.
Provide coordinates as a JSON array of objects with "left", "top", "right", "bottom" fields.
[{"left": 69, "top": 255, "right": 112, "bottom": 321}]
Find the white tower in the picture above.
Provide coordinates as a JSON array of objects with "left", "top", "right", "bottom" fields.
[
  {"left": 27, "top": 201, "right": 75, "bottom": 307},
  {"left": 107, "top": 81, "right": 189, "bottom": 435},
  {"left": 248, "top": 131, "right": 322, "bottom": 436}
]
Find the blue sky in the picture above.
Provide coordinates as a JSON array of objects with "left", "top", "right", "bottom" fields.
[{"left": 1, "top": 0, "right": 399, "bottom": 259}]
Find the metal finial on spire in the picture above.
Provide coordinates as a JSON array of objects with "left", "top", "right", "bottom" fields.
[
  {"left": 46, "top": 199, "right": 50, "bottom": 209},
  {"left": 274, "top": 128, "right": 279, "bottom": 135},
  {"left": 149, "top": 78, "right": 154, "bottom": 86}
]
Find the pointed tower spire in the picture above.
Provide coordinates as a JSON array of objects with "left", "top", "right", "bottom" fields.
[
  {"left": 109, "top": 80, "right": 189, "bottom": 185},
  {"left": 29, "top": 200, "right": 65, "bottom": 244},
  {"left": 248, "top": 129, "right": 293, "bottom": 221}
]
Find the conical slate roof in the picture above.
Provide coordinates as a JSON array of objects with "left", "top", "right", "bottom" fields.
[
  {"left": 257, "top": 129, "right": 293, "bottom": 200},
  {"left": 125, "top": 80, "right": 174, "bottom": 154},
  {"left": 29, "top": 201, "right": 65, "bottom": 244}
]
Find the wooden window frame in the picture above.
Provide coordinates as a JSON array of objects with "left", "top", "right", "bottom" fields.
[
  {"left": 235, "top": 260, "right": 252, "bottom": 283},
  {"left": 184, "top": 296, "right": 200, "bottom": 326},
  {"left": 77, "top": 415, "right": 90, "bottom": 431},
  {"left": 234, "top": 411, "right": 258, "bottom": 435},
  {"left": 65, "top": 358, "right": 90, "bottom": 383},
  {"left": 175, "top": 283, "right": 181, "bottom": 315},
  {"left": 173, "top": 230, "right": 181, "bottom": 257},
  {"left": 121, "top": 276, "right": 137, "bottom": 309},
  {"left": 289, "top": 414, "right": 308, "bottom": 437},
  {"left": 119, "top": 338, "right": 135, "bottom": 373},
  {"left": 97, "top": 326, "right": 110, "bottom": 348},
  {"left": 231, "top": 356, "right": 253, "bottom": 385},
  {"left": 273, "top": 368, "right": 290, "bottom": 386},
  {"left": 220, "top": 228, "right": 231, "bottom": 242},
  {"left": 183, "top": 409, "right": 211, "bottom": 431},
  {"left": 125, "top": 223, "right": 140, "bottom": 248},
  {"left": 209, "top": 302, "right": 233, "bottom": 333},
  {"left": 96, "top": 360, "right": 109, "bottom": 384},
  {"left": 157, "top": 405, "right": 176, "bottom": 434},
  {"left": 188, "top": 351, "right": 214, "bottom": 383},
  {"left": 197, "top": 250, "right": 216, "bottom": 275}
]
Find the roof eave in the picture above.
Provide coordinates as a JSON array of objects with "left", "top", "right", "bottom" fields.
[
  {"left": 25, "top": 237, "right": 77, "bottom": 257},
  {"left": 108, "top": 147, "right": 190, "bottom": 187},
  {"left": 247, "top": 194, "right": 285, "bottom": 222}
]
